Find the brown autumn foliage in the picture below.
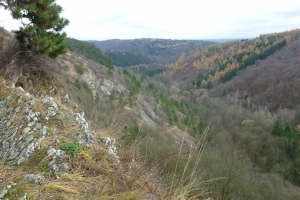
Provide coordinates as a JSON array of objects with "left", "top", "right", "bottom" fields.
[
  {"left": 211, "top": 36, "right": 300, "bottom": 110},
  {"left": 166, "top": 29, "right": 300, "bottom": 86}
]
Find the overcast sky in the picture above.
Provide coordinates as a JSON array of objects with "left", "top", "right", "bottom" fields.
[{"left": 1, "top": 0, "right": 300, "bottom": 40}]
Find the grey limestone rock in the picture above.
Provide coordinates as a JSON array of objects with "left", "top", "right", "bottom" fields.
[
  {"left": 0, "top": 98, "right": 47, "bottom": 165},
  {"left": 0, "top": 182, "right": 16, "bottom": 198},
  {"left": 17, "top": 86, "right": 24, "bottom": 92},
  {"left": 42, "top": 97, "right": 59, "bottom": 117},
  {"left": 47, "top": 147, "right": 69, "bottom": 177},
  {"left": 24, "top": 173, "right": 45, "bottom": 184},
  {"left": 102, "top": 137, "right": 117, "bottom": 155},
  {"left": 0, "top": 185, "right": 11, "bottom": 198},
  {"left": 19, "top": 193, "right": 27, "bottom": 200},
  {"left": 102, "top": 137, "right": 119, "bottom": 163},
  {"left": 62, "top": 93, "right": 70, "bottom": 103},
  {"left": 82, "top": 72, "right": 128, "bottom": 98},
  {"left": 74, "top": 112, "right": 95, "bottom": 147}
]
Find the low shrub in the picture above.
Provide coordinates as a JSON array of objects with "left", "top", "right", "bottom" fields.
[{"left": 59, "top": 142, "right": 82, "bottom": 156}]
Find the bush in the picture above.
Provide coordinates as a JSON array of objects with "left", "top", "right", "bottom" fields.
[
  {"left": 122, "top": 126, "right": 146, "bottom": 147},
  {"left": 76, "top": 64, "right": 84, "bottom": 75},
  {"left": 82, "top": 81, "right": 93, "bottom": 98},
  {"left": 74, "top": 79, "right": 81, "bottom": 89},
  {"left": 59, "top": 142, "right": 82, "bottom": 155},
  {"left": 109, "top": 93, "right": 116, "bottom": 102}
]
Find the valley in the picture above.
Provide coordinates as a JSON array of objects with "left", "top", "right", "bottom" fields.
[{"left": 1, "top": 24, "right": 300, "bottom": 199}]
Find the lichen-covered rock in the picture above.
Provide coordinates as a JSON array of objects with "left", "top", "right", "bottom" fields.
[
  {"left": 74, "top": 112, "right": 95, "bottom": 147},
  {"left": 102, "top": 137, "right": 119, "bottom": 163},
  {"left": 47, "top": 147, "right": 69, "bottom": 177},
  {"left": 17, "top": 86, "right": 24, "bottom": 92},
  {"left": 19, "top": 193, "right": 27, "bottom": 200},
  {"left": 62, "top": 93, "right": 70, "bottom": 104},
  {"left": 0, "top": 97, "right": 47, "bottom": 165},
  {"left": 102, "top": 137, "right": 117, "bottom": 155},
  {"left": 82, "top": 72, "right": 128, "bottom": 97},
  {"left": 96, "top": 78, "right": 127, "bottom": 96},
  {"left": 24, "top": 173, "right": 45, "bottom": 184},
  {"left": 0, "top": 185, "right": 11, "bottom": 198},
  {"left": 0, "top": 182, "right": 16, "bottom": 198},
  {"left": 42, "top": 97, "right": 59, "bottom": 118},
  {"left": 133, "top": 99, "right": 159, "bottom": 128}
]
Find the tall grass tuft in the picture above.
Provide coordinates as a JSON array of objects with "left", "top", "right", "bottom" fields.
[{"left": 163, "top": 126, "right": 211, "bottom": 199}]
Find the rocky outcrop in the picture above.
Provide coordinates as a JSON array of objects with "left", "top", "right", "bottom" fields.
[
  {"left": 47, "top": 147, "right": 70, "bottom": 177},
  {"left": 24, "top": 173, "right": 45, "bottom": 184},
  {"left": 102, "top": 137, "right": 119, "bottom": 162},
  {"left": 0, "top": 87, "right": 95, "bottom": 166},
  {"left": 74, "top": 112, "right": 95, "bottom": 147},
  {"left": 82, "top": 72, "right": 128, "bottom": 98},
  {"left": 0, "top": 182, "right": 16, "bottom": 198},
  {"left": 132, "top": 95, "right": 161, "bottom": 128},
  {"left": 0, "top": 96, "right": 47, "bottom": 165}
]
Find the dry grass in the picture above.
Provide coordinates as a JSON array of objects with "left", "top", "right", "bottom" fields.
[
  {"left": 0, "top": 162, "right": 25, "bottom": 187},
  {"left": 162, "top": 126, "right": 211, "bottom": 200},
  {"left": 43, "top": 184, "right": 81, "bottom": 194}
]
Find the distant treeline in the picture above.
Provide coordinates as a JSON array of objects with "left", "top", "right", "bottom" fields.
[
  {"left": 104, "top": 51, "right": 155, "bottom": 67},
  {"left": 144, "top": 69, "right": 164, "bottom": 77}
]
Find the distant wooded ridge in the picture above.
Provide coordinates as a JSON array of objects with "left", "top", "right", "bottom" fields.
[{"left": 88, "top": 39, "right": 215, "bottom": 68}]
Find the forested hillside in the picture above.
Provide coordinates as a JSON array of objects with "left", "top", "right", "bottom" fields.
[
  {"left": 89, "top": 39, "right": 215, "bottom": 69},
  {"left": 211, "top": 37, "right": 300, "bottom": 110},
  {"left": 66, "top": 38, "right": 114, "bottom": 69},
  {"left": 167, "top": 29, "right": 300, "bottom": 86}
]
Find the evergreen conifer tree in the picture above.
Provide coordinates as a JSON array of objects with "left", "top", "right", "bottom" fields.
[
  {"left": 272, "top": 121, "right": 284, "bottom": 136},
  {"left": 284, "top": 123, "right": 294, "bottom": 137},
  {"left": 0, "top": 0, "right": 69, "bottom": 58}
]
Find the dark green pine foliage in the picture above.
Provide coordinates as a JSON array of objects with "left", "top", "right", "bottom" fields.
[
  {"left": 272, "top": 121, "right": 284, "bottom": 136},
  {"left": 66, "top": 38, "right": 114, "bottom": 69},
  {"left": 272, "top": 121, "right": 299, "bottom": 138},
  {"left": 1, "top": 0, "right": 69, "bottom": 58}
]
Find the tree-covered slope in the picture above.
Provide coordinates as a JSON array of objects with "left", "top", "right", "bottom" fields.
[
  {"left": 66, "top": 38, "right": 113, "bottom": 69},
  {"left": 166, "top": 29, "right": 300, "bottom": 86},
  {"left": 104, "top": 51, "right": 155, "bottom": 67},
  {"left": 89, "top": 39, "right": 215, "bottom": 68},
  {"left": 211, "top": 37, "right": 300, "bottom": 110}
]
